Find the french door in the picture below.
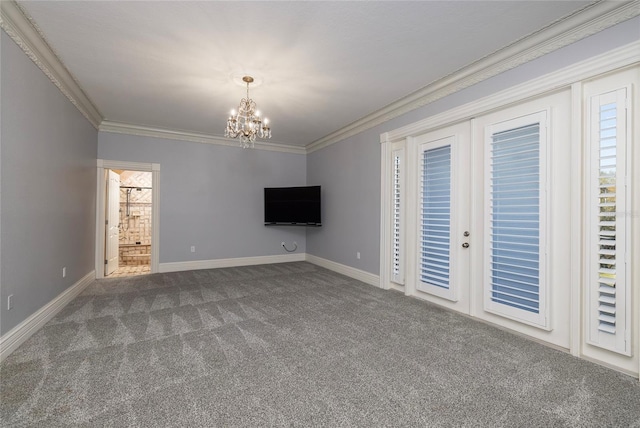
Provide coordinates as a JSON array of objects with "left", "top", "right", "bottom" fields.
[
  {"left": 408, "top": 123, "right": 471, "bottom": 312},
  {"left": 382, "top": 69, "right": 638, "bottom": 373},
  {"left": 382, "top": 92, "right": 572, "bottom": 349}
]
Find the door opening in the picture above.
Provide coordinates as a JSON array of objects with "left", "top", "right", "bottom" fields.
[
  {"left": 96, "top": 160, "right": 160, "bottom": 279},
  {"left": 105, "top": 170, "right": 153, "bottom": 277}
]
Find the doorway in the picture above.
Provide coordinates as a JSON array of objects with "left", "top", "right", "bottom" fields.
[
  {"left": 412, "top": 123, "right": 471, "bottom": 309},
  {"left": 107, "top": 170, "right": 153, "bottom": 277},
  {"left": 380, "top": 122, "right": 472, "bottom": 313},
  {"left": 381, "top": 91, "right": 572, "bottom": 350},
  {"left": 96, "top": 160, "right": 160, "bottom": 279}
]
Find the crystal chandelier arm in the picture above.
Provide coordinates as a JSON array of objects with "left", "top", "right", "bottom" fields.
[{"left": 225, "top": 75, "right": 271, "bottom": 147}]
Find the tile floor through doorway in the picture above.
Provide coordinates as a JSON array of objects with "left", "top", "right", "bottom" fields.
[{"left": 108, "top": 265, "right": 150, "bottom": 278}]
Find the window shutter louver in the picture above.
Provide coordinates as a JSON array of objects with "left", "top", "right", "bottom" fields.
[
  {"left": 420, "top": 145, "right": 451, "bottom": 290},
  {"left": 391, "top": 149, "right": 404, "bottom": 284},
  {"left": 587, "top": 88, "right": 630, "bottom": 355},
  {"left": 597, "top": 102, "right": 618, "bottom": 335},
  {"left": 485, "top": 113, "right": 547, "bottom": 328},
  {"left": 490, "top": 124, "right": 540, "bottom": 313}
]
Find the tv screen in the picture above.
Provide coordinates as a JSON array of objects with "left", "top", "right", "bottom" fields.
[{"left": 264, "top": 186, "right": 321, "bottom": 226}]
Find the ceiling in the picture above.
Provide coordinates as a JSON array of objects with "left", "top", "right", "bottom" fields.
[{"left": 14, "top": 1, "right": 599, "bottom": 148}]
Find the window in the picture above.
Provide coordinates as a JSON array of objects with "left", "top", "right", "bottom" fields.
[
  {"left": 485, "top": 112, "right": 548, "bottom": 328},
  {"left": 417, "top": 140, "right": 455, "bottom": 300},
  {"left": 586, "top": 87, "right": 630, "bottom": 356},
  {"left": 391, "top": 147, "right": 404, "bottom": 285}
]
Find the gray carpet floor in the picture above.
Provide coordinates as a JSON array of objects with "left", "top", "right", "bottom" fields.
[{"left": 1, "top": 262, "right": 639, "bottom": 427}]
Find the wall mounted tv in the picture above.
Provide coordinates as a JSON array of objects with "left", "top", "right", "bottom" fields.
[{"left": 264, "top": 186, "right": 321, "bottom": 226}]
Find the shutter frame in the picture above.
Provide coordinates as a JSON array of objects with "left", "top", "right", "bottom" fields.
[
  {"left": 586, "top": 87, "right": 630, "bottom": 356},
  {"left": 484, "top": 111, "right": 549, "bottom": 329}
]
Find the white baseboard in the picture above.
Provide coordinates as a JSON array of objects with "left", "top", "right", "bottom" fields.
[
  {"left": 305, "top": 254, "right": 380, "bottom": 288},
  {"left": 159, "top": 253, "right": 306, "bottom": 273},
  {"left": 0, "top": 270, "right": 95, "bottom": 363}
]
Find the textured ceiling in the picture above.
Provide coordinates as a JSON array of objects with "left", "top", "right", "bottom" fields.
[{"left": 17, "top": 1, "right": 595, "bottom": 147}]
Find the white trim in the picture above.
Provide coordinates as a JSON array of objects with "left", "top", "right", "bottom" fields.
[
  {"left": 404, "top": 135, "right": 419, "bottom": 298},
  {"left": 0, "top": 1, "right": 102, "bottom": 128},
  {"left": 95, "top": 166, "right": 106, "bottom": 278},
  {"left": 98, "top": 159, "right": 158, "bottom": 171},
  {"left": 0, "top": 271, "right": 95, "bottom": 363},
  {"left": 95, "top": 159, "right": 160, "bottom": 278},
  {"left": 580, "top": 354, "right": 639, "bottom": 379},
  {"left": 569, "top": 81, "right": 584, "bottom": 357},
  {"left": 159, "top": 253, "right": 305, "bottom": 273},
  {"left": 379, "top": 142, "right": 391, "bottom": 289},
  {"left": 151, "top": 163, "right": 160, "bottom": 272},
  {"left": 99, "top": 121, "right": 306, "bottom": 155},
  {"left": 305, "top": 254, "right": 381, "bottom": 288},
  {"left": 380, "top": 41, "right": 640, "bottom": 145},
  {"left": 309, "top": 3, "right": 640, "bottom": 153},
  {"left": 468, "top": 118, "right": 479, "bottom": 319}
]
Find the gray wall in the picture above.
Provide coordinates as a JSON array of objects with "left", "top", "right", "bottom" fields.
[
  {"left": 1, "top": 31, "right": 98, "bottom": 335},
  {"left": 307, "top": 16, "right": 640, "bottom": 276},
  {"left": 98, "top": 133, "right": 307, "bottom": 263},
  {"left": 306, "top": 127, "right": 381, "bottom": 274}
]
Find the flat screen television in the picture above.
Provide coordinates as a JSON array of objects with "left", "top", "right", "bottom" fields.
[{"left": 264, "top": 186, "right": 321, "bottom": 226}]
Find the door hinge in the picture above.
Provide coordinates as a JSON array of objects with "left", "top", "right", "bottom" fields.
[
  {"left": 105, "top": 219, "right": 108, "bottom": 225},
  {"left": 104, "top": 260, "right": 108, "bottom": 265}
]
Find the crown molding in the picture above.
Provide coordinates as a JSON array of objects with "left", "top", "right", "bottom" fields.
[
  {"left": 0, "top": 1, "right": 102, "bottom": 129},
  {"left": 381, "top": 41, "right": 640, "bottom": 143},
  {"left": 99, "top": 121, "right": 307, "bottom": 155},
  {"left": 4, "top": 0, "right": 637, "bottom": 149},
  {"left": 306, "top": 0, "right": 640, "bottom": 154}
]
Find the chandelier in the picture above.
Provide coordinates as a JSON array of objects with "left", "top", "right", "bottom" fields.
[{"left": 225, "top": 76, "right": 272, "bottom": 148}]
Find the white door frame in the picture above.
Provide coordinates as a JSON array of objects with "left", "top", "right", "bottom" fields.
[
  {"left": 95, "top": 159, "right": 160, "bottom": 278},
  {"left": 105, "top": 170, "right": 120, "bottom": 276}
]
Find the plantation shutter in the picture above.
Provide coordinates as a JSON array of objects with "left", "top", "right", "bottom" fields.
[
  {"left": 485, "top": 113, "right": 547, "bottom": 327},
  {"left": 587, "top": 88, "right": 630, "bottom": 355},
  {"left": 391, "top": 148, "right": 404, "bottom": 284},
  {"left": 419, "top": 144, "right": 451, "bottom": 291}
]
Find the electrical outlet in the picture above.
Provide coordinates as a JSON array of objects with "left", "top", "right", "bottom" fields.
[
  {"left": 7, "top": 295, "right": 13, "bottom": 310},
  {"left": 357, "top": 251, "right": 361, "bottom": 259},
  {"left": 62, "top": 267, "right": 66, "bottom": 278},
  {"left": 190, "top": 246, "right": 196, "bottom": 253}
]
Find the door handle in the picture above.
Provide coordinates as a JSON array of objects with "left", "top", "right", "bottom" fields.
[{"left": 462, "top": 242, "right": 469, "bottom": 248}]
